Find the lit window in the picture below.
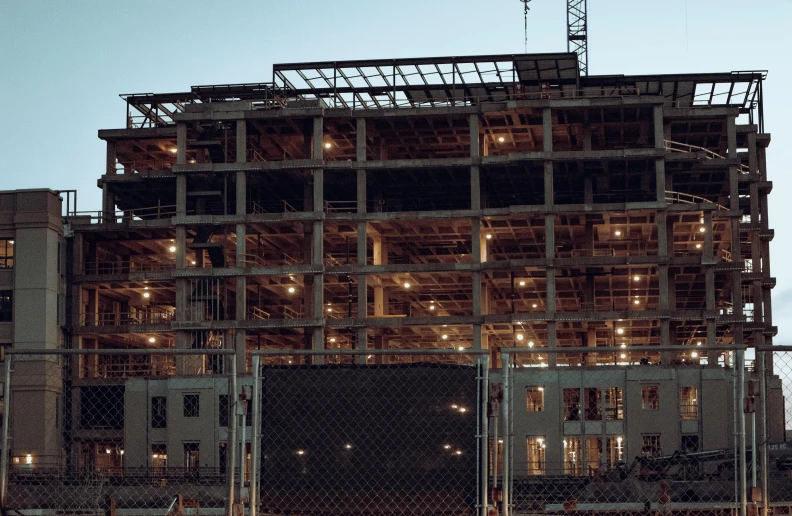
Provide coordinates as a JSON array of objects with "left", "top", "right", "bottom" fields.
[
  {"left": 488, "top": 438, "right": 504, "bottom": 476},
  {"left": 586, "top": 437, "right": 602, "bottom": 474},
  {"left": 0, "top": 239, "right": 14, "bottom": 269},
  {"left": 584, "top": 388, "right": 601, "bottom": 421},
  {"left": 607, "top": 436, "right": 624, "bottom": 467},
  {"left": 605, "top": 387, "right": 623, "bottom": 420},
  {"left": 526, "top": 387, "right": 544, "bottom": 411},
  {"left": 183, "top": 394, "right": 199, "bottom": 418},
  {"left": 526, "top": 436, "right": 546, "bottom": 475},
  {"left": 564, "top": 437, "right": 582, "bottom": 475},
  {"left": 151, "top": 444, "right": 167, "bottom": 476},
  {"left": 183, "top": 442, "right": 200, "bottom": 472},
  {"left": 641, "top": 385, "right": 659, "bottom": 410},
  {"left": 679, "top": 386, "right": 698, "bottom": 420}
]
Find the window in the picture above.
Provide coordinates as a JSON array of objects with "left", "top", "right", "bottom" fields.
[
  {"left": 563, "top": 437, "right": 582, "bottom": 475},
  {"left": 605, "top": 387, "right": 623, "bottom": 420},
  {"left": 526, "top": 387, "right": 544, "bottom": 411},
  {"left": 586, "top": 437, "right": 602, "bottom": 474},
  {"left": 488, "top": 438, "right": 504, "bottom": 476},
  {"left": 219, "top": 395, "right": 229, "bottom": 427},
  {"left": 152, "top": 444, "right": 167, "bottom": 475},
  {"left": 0, "top": 240, "right": 14, "bottom": 269},
  {"left": 183, "top": 394, "right": 199, "bottom": 418},
  {"left": 0, "top": 291, "right": 12, "bottom": 322},
  {"left": 584, "top": 388, "right": 601, "bottom": 421},
  {"left": 681, "top": 434, "right": 699, "bottom": 453},
  {"left": 183, "top": 442, "right": 200, "bottom": 472},
  {"left": 679, "top": 386, "right": 698, "bottom": 420},
  {"left": 151, "top": 396, "right": 167, "bottom": 428},
  {"left": 642, "top": 385, "right": 659, "bottom": 410},
  {"left": 526, "top": 437, "right": 546, "bottom": 475},
  {"left": 563, "top": 388, "right": 581, "bottom": 421},
  {"left": 642, "top": 434, "right": 661, "bottom": 457},
  {"left": 606, "top": 436, "right": 625, "bottom": 467},
  {"left": 219, "top": 442, "right": 228, "bottom": 474}
]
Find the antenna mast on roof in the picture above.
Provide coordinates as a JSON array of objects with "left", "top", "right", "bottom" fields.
[{"left": 567, "top": 0, "right": 588, "bottom": 75}]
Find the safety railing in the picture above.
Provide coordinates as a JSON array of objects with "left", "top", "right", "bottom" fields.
[
  {"left": 664, "top": 139, "right": 751, "bottom": 174},
  {"left": 323, "top": 200, "right": 358, "bottom": 213},
  {"left": 665, "top": 189, "right": 728, "bottom": 210},
  {"left": 82, "top": 258, "right": 175, "bottom": 275},
  {"left": 80, "top": 307, "right": 175, "bottom": 327},
  {"left": 80, "top": 355, "right": 177, "bottom": 379}
]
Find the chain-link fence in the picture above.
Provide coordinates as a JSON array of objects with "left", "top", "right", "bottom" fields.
[
  {"left": 0, "top": 349, "right": 238, "bottom": 516},
  {"left": 758, "top": 346, "right": 792, "bottom": 515},
  {"left": 251, "top": 350, "right": 490, "bottom": 516},
  {"left": 498, "top": 347, "right": 751, "bottom": 516}
]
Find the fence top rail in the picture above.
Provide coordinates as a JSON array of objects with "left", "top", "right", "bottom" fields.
[
  {"left": 8, "top": 348, "right": 236, "bottom": 356},
  {"left": 756, "top": 346, "right": 792, "bottom": 352},
  {"left": 501, "top": 345, "right": 744, "bottom": 354},
  {"left": 252, "top": 349, "right": 489, "bottom": 356}
]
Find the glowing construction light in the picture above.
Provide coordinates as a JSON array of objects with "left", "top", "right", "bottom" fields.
[
  {"left": 459, "top": 407, "right": 467, "bottom": 413},
  {"left": 498, "top": 137, "right": 505, "bottom": 143},
  {"left": 700, "top": 227, "right": 706, "bottom": 233},
  {"left": 617, "top": 328, "right": 625, "bottom": 335},
  {"left": 143, "top": 292, "right": 150, "bottom": 298},
  {"left": 695, "top": 243, "right": 702, "bottom": 249},
  {"left": 429, "top": 304, "right": 435, "bottom": 310},
  {"left": 538, "top": 387, "right": 544, "bottom": 391},
  {"left": 620, "top": 353, "right": 626, "bottom": 359},
  {"left": 621, "top": 343, "right": 627, "bottom": 349},
  {"left": 516, "top": 333, "right": 524, "bottom": 341},
  {"left": 451, "top": 404, "right": 458, "bottom": 409},
  {"left": 441, "top": 334, "right": 448, "bottom": 340},
  {"left": 149, "top": 337, "right": 156, "bottom": 343},
  {"left": 486, "top": 233, "right": 492, "bottom": 240},
  {"left": 324, "top": 142, "right": 332, "bottom": 149},
  {"left": 170, "top": 148, "right": 177, "bottom": 153},
  {"left": 633, "top": 275, "right": 640, "bottom": 282},
  {"left": 528, "top": 341, "right": 535, "bottom": 348},
  {"left": 329, "top": 337, "right": 336, "bottom": 343},
  {"left": 519, "top": 280, "right": 526, "bottom": 287},
  {"left": 25, "top": 454, "right": 32, "bottom": 465},
  {"left": 189, "top": 159, "right": 196, "bottom": 164},
  {"left": 634, "top": 299, "right": 640, "bottom": 305},
  {"left": 458, "top": 346, "right": 464, "bottom": 351},
  {"left": 288, "top": 287, "right": 296, "bottom": 294},
  {"left": 144, "top": 286, "right": 149, "bottom": 290},
  {"left": 403, "top": 282, "right": 411, "bottom": 289},
  {"left": 327, "top": 307, "right": 332, "bottom": 312},
  {"left": 532, "top": 303, "right": 538, "bottom": 308},
  {"left": 296, "top": 450, "right": 306, "bottom": 456},
  {"left": 443, "top": 444, "right": 452, "bottom": 450},
  {"left": 615, "top": 230, "right": 622, "bottom": 237},
  {"left": 106, "top": 449, "right": 111, "bottom": 454},
  {"left": 191, "top": 260, "right": 196, "bottom": 265},
  {"left": 455, "top": 450, "right": 463, "bottom": 455},
  {"left": 691, "top": 351, "right": 699, "bottom": 358},
  {"left": 152, "top": 454, "right": 159, "bottom": 459},
  {"left": 697, "top": 342, "right": 702, "bottom": 346},
  {"left": 169, "top": 246, "right": 176, "bottom": 253},
  {"left": 344, "top": 444, "right": 353, "bottom": 450}
]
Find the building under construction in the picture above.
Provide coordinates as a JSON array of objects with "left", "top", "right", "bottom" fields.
[{"left": 0, "top": 52, "right": 785, "bottom": 515}]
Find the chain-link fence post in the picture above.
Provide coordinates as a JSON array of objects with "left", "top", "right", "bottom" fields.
[
  {"left": 758, "top": 348, "right": 769, "bottom": 515},
  {"left": 249, "top": 355, "right": 260, "bottom": 516},
  {"left": 479, "top": 354, "right": 489, "bottom": 516},
  {"left": 500, "top": 351, "right": 511, "bottom": 516},
  {"left": 738, "top": 348, "right": 748, "bottom": 516},
  {"left": 226, "top": 352, "right": 238, "bottom": 516},
  {"left": 0, "top": 356, "right": 11, "bottom": 509}
]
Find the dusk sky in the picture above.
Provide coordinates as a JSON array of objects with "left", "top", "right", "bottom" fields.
[{"left": 3, "top": 0, "right": 792, "bottom": 342}]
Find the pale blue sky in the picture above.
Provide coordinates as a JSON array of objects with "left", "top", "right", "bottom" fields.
[{"left": 2, "top": 0, "right": 792, "bottom": 341}]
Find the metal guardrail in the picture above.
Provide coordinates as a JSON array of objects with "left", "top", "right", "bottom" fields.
[{"left": 664, "top": 139, "right": 751, "bottom": 174}]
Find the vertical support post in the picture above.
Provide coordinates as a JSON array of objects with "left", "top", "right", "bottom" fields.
[
  {"left": 500, "top": 352, "right": 510, "bottom": 516},
  {"left": 758, "top": 349, "right": 769, "bottom": 514},
  {"left": 737, "top": 348, "right": 747, "bottom": 516},
  {"left": 239, "top": 398, "right": 246, "bottom": 504},
  {"left": 225, "top": 355, "right": 238, "bottom": 516},
  {"left": 250, "top": 356, "right": 260, "bottom": 516},
  {"left": 479, "top": 355, "right": 489, "bottom": 516},
  {"left": 0, "top": 357, "right": 11, "bottom": 509}
]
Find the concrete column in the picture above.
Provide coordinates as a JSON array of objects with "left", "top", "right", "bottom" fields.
[
  {"left": 544, "top": 162, "right": 554, "bottom": 207},
  {"left": 543, "top": 108, "right": 552, "bottom": 153},
  {"left": 177, "top": 122, "right": 187, "bottom": 165},
  {"left": 547, "top": 321, "right": 557, "bottom": 366},
  {"left": 653, "top": 105, "right": 665, "bottom": 149},
  {"left": 727, "top": 116, "right": 737, "bottom": 158},
  {"left": 470, "top": 113, "right": 480, "bottom": 158},
  {"left": 655, "top": 159, "right": 666, "bottom": 204},
  {"left": 543, "top": 217, "right": 554, "bottom": 263},
  {"left": 704, "top": 211, "right": 714, "bottom": 261},
  {"left": 236, "top": 172, "right": 246, "bottom": 217},
  {"left": 236, "top": 120, "right": 246, "bottom": 163},
  {"left": 311, "top": 117, "right": 325, "bottom": 351},
  {"left": 356, "top": 118, "right": 368, "bottom": 353},
  {"left": 545, "top": 268, "right": 556, "bottom": 313},
  {"left": 372, "top": 235, "right": 386, "bottom": 317},
  {"left": 106, "top": 140, "right": 116, "bottom": 175},
  {"left": 176, "top": 175, "right": 187, "bottom": 217},
  {"left": 657, "top": 212, "right": 667, "bottom": 258}
]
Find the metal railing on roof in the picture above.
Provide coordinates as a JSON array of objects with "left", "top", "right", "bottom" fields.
[{"left": 664, "top": 139, "right": 751, "bottom": 174}]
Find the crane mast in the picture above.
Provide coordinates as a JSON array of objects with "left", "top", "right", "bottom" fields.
[{"left": 520, "top": 0, "right": 589, "bottom": 75}]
